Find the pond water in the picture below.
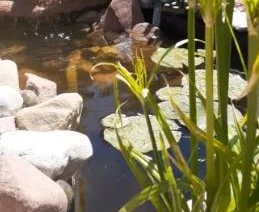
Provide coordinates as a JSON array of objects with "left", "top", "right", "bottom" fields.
[{"left": 0, "top": 18, "right": 205, "bottom": 211}]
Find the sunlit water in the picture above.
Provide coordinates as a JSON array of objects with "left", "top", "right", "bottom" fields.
[{"left": 0, "top": 18, "right": 205, "bottom": 212}]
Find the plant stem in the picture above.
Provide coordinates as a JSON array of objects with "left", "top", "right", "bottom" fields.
[
  {"left": 142, "top": 98, "right": 165, "bottom": 181},
  {"left": 205, "top": 25, "right": 216, "bottom": 210},
  {"left": 240, "top": 32, "right": 258, "bottom": 212},
  {"left": 215, "top": 0, "right": 234, "bottom": 208},
  {"left": 188, "top": 0, "right": 198, "bottom": 202}
]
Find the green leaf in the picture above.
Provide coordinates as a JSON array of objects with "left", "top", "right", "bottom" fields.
[{"left": 119, "top": 181, "right": 170, "bottom": 212}]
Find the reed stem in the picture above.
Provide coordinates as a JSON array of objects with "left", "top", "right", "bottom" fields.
[{"left": 205, "top": 25, "right": 216, "bottom": 210}]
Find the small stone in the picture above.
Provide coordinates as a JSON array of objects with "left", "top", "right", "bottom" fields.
[
  {"left": 21, "top": 89, "right": 39, "bottom": 107},
  {"left": 24, "top": 73, "right": 57, "bottom": 103}
]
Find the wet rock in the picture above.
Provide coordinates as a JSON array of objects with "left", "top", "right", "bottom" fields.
[
  {"left": 0, "top": 0, "right": 110, "bottom": 17},
  {"left": 98, "top": 0, "right": 144, "bottom": 32},
  {"left": 131, "top": 22, "right": 161, "bottom": 45},
  {"left": 0, "top": 155, "right": 68, "bottom": 212},
  {"left": 16, "top": 93, "right": 83, "bottom": 131},
  {"left": 0, "top": 130, "right": 93, "bottom": 180},
  {"left": 101, "top": 113, "right": 181, "bottom": 153},
  {"left": 0, "top": 86, "right": 23, "bottom": 117},
  {"left": 0, "top": 59, "right": 19, "bottom": 90},
  {"left": 24, "top": 73, "right": 57, "bottom": 103},
  {"left": 21, "top": 89, "right": 39, "bottom": 107},
  {"left": 140, "top": 0, "right": 155, "bottom": 8},
  {"left": 76, "top": 9, "right": 105, "bottom": 25},
  {"left": 56, "top": 180, "right": 74, "bottom": 212},
  {"left": 0, "top": 116, "right": 16, "bottom": 134}
]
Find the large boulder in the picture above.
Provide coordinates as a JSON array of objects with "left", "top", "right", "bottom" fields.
[
  {"left": 24, "top": 73, "right": 57, "bottom": 103},
  {"left": 0, "top": 85, "right": 23, "bottom": 118},
  {"left": 98, "top": 0, "right": 144, "bottom": 32},
  {"left": 0, "top": 0, "right": 111, "bottom": 17},
  {"left": 0, "top": 59, "right": 19, "bottom": 90},
  {"left": 15, "top": 93, "right": 83, "bottom": 131},
  {"left": 0, "top": 116, "right": 16, "bottom": 134},
  {"left": 0, "top": 130, "right": 93, "bottom": 180},
  {"left": 0, "top": 155, "right": 68, "bottom": 212}
]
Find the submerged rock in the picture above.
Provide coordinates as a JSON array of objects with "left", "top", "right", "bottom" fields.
[
  {"left": 15, "top": 93, "right": 83, "bottom": 131},
  {"left": 0, "top": 85, "right": 23, "bottom": 117},
  {"left": 101, "top": 113, "right": 181, "bottom": 153},
  {"left": 0, "top": 130, "right": 93, "bottom": 180},
  {"left": 0, "top": 155, "right": 68, "bottom": 212},
  {"left": 0, "top": 59, "right": 19, "bottom": 90}
]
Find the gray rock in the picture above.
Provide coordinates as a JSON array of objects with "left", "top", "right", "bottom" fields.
[
  {"left": 24, "top": 73, "right": 57, "bottom": 103},
  {"left": 0, "top": 85, "right": 23, "bottom": 117},
  {"left": 56, "top": 180, "right": 74, "bottom": 212},
  {"left": 21, "top": 89, "right": 39, "bottom": 107},
  {"left": 0, "top": 59, "right": 19, "bottom": 90},
  {"left": 0, "top": 130, "right": 93, "bottom": 180},
  {"left": 0, "top": 116, "right": 16, "bottom": 134},
  {"left": 16, "top": 93, "right": 83, "bottom": 131},
  {"left": 0, "top": 155, "right": 68, "bottom": 212}
]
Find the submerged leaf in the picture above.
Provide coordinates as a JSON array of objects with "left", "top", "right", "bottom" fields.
[
  {"left": 101, "top": 113, "right": 181, "bottom": 153},
  {"left": 156, "top": 69, "right": 247, "bottom": 101}
]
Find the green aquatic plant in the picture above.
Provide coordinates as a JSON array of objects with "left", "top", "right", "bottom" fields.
[{"left": 93, "top": 0, "right": 259, "bottom": 211}]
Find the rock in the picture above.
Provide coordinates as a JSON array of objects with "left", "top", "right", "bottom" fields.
[
  {"left": 16, "top": 93, "right": 82, "bottom": 131},
  {"left": 21, "top": 89, "right": 39, "bottom": 107},
  {"left": 56, "top": 180, "right": 74, "bottom": 212},
  {"left": 0, "top": 0, "right": 111, "bottom": 17},
  {"left": 76, "top": 10, "right": 104, "bottom": 25},
  {"left": 0, "top": 59, "right": 19, "bottom": 90},
  {"left": 131, "top": 22, "right": 161, "bottom": 45},
  {"left": 0, "top": 130, "right": 93, "bottom": 180},
  {"left": 98, "top": 0, "right": 144, "bottom": 32},
  {"left": 24, "top": 73, "right": 57, "bottom": 103},
  {"left": 0, "top": 155, "right": 67, "bottom": 212},
  {"left": 0, "top": 86, "right": 23, "bottom": 117},
  {"left": 101, "top": 113, "right": 181, "bottom": 153},
  {"left": 0, "top": 116, "right": 16, "bottom": 134}
]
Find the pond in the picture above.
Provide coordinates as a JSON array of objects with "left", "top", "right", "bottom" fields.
[{"left": 0, "top": 17, "right": 189, "bottom": 212}]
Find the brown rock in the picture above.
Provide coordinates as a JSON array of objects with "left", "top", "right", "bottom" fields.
[
  {"left": 98, "top": 0, "right": 144, "bottom": 32},
  {"left": 0, "top": 155, "right": 68, "bottom": 212}
]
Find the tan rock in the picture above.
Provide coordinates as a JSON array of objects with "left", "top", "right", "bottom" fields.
[
  {"left": 15, "top": 93, "right": 83, "bottom": 131},
  {"left": 0, "top": 155, "right": 68, "bottom": 212}
]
